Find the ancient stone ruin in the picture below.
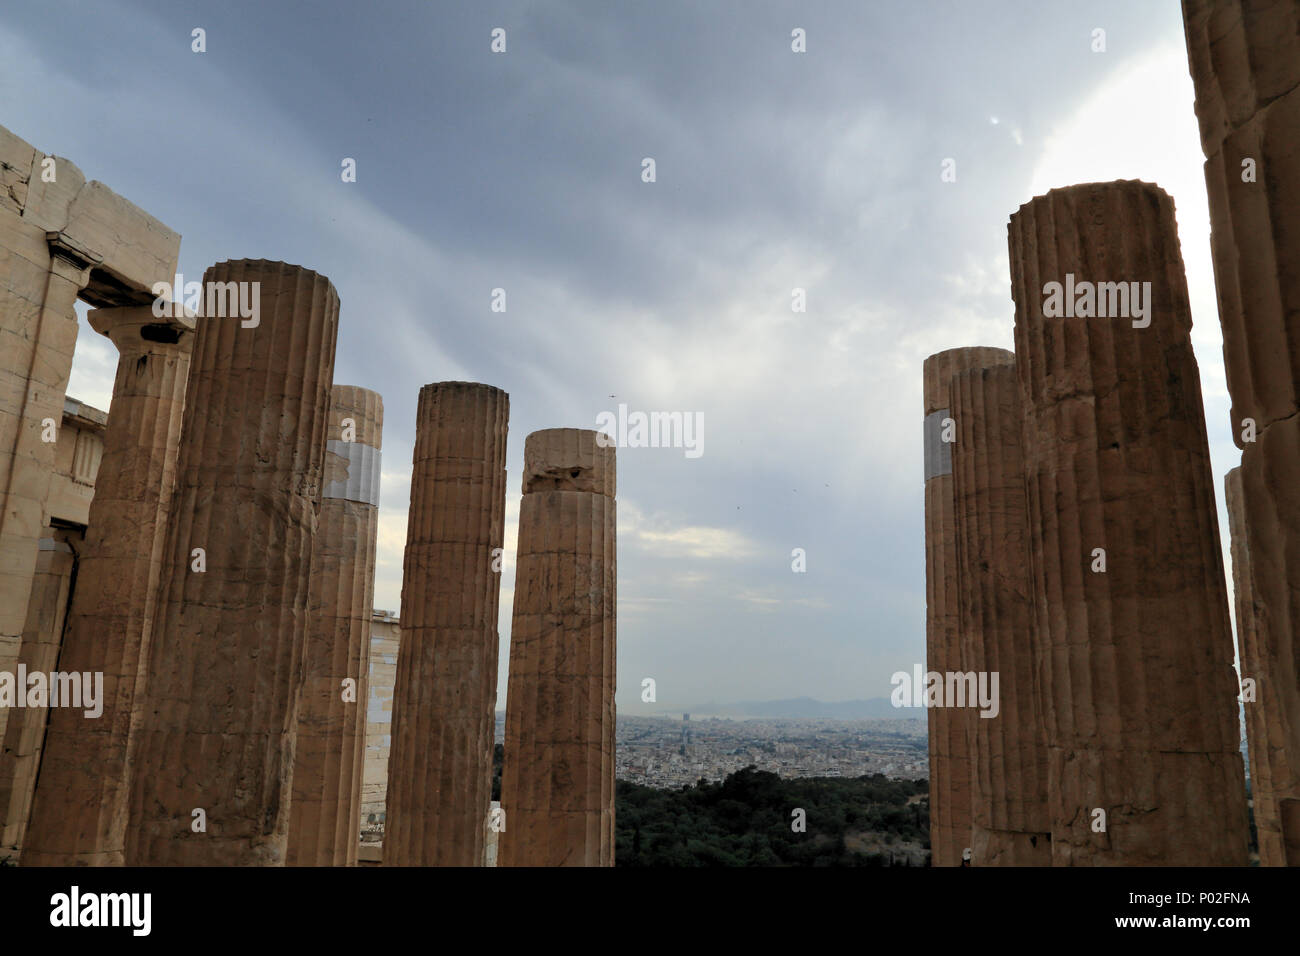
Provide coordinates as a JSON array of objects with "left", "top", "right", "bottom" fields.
[
  {"left": 125, "top": 259, "right": 340, "bottom": 865},
  {"left": 922, "top": 347, "right": 1014, "bottom": 867},
  {"left": 21, "top": 303, "right": 194, "bottom": 865},
  {"left": 949, "top": 362, "right": 1050, "bottom": 866},
  {"left": 498, "top": 428, "right": 617, "bottom": 867},
  {"left": 1183, "top": 0, "right": 1300, "bottom": 866},
  {"left": 2, "top": 0, "right": 1299, "bottom": 872},
  {"left": 288, "top": 385, "right": 383, "bottom": 866},
  {"left": 383, "top": 382, "right": 508, "bottom": 867},
  {"left": 0, "top": 124, "right": 180, "bottom": 861},
  {"left": 1007, "top": 180, "right": 1246, "bottom": 864}
]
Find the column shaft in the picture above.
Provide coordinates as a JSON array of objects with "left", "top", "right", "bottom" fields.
[
  {"left": 950, "top": 362, "right": 1051, "bottom": 865},
  {"left": 499, "top": 428, "right": 616, "bottom": 867},
  {"left": 1008, "top": 180, "right": 1248, "bottom": 865},
  {"left": 923, "top": 346, "right": 1013, "bottom": 867},
  {"left": 125, "top": 259, "right": 339, "bottom": 865},
  {"left": 288, "top": 385, "right": 382, "bottom": 866},
  {"left": 383, "top": 382, "right": 508, "bottom": 866},
  {"left": 1226, "top": 466, "right": 1292, "bottom": 865},
  {"left": 1183, "top": 0, "right": 1300, "bottom": 864},
  {"left": 21, "top": 306, "right": 194, "bottom": 866}
]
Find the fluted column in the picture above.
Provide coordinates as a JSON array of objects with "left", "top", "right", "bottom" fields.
[
  {"left": 21, "top": 305, "right": 194, "bottom": 866},
  {"left": 923, "top": 347, "right": 1013, "bottom": 867},
  {"left": 1226, "top": 466, "right": 1294, "bottom": 865},
  {"left": 1008, "top": 180, "right": 1248, "bottom": 865},
  {"left": 125, "top": 260, "right": 339, "bottom": 865},
  {"left": 1184, "top": 0, "right": 1300, "bottom": 865},
  {"left": 288, "top": 385, "right": 382, "bottom": 866},
  {"left": 499, "top": 428, "right": 616, "bottom": 867},
  {"left": 383, "top": 382, "right": 508, "bottom": 866},
  {"left": 950, "top": 362, "right": 1051, "bottom": 865}
]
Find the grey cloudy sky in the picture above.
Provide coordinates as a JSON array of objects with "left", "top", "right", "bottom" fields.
[{"left": 1, "top": 0, "right": 1239, "bottom": 712}]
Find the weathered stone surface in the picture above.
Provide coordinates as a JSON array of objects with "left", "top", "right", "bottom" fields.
[
  {"left": 288, "top": 386, "right": 382, "bottom": 866},
  {"left": 1183, "top": 0, "right": 1300, "bottom": 438},
  {"left": 11, "top": 127, "right": 178, "bottom": 307},
  {"left": 484, "top": 800, "right": 501, "bottom": 867},
  {"left": 1226, "top": 466, "right": 1294, "bottom": 865},
  {"left": 922, "top": 346, "right": 1013, "bottom": 867},
  {"left": 1008, "top": 180, "right": 1248, "bottom": 865},
  {"left": 1237, "top": 420, "right": 1300, "bottom": 864},
  {"left": 499, "top": 428, "right": 616, "bottom": 867},
  {"left": 125, "top": 260, "right": 339, "bottom": 865},
  {"left": 21, "top": 306, "right": 194, "bottom": 866},
  {"left": 950, "top": 362, "right": 1051, "bottom": 866},
  {"left": 43, "top": 397, "right": 105, "bottom": 527},
  {"left": 0, "top": 232, "right": 97, "bottom": 858},
  {"left": 0, "top": 228, "right": 95, "bottom": 646},
  {"left": 1184, "top": 0, "right": 1300, "bottom": 866},
  {"left": 0, "top": 128, "right": 179, "bottom": 843},
  {"left": 0, "top": 400, "right": 102, "bottom": 861},
  {"left": 384, "top": 382, "right": 508, "bottom": 866},
  {"left": 0, "top": 532, "right": 76, "bottom": 861},
  {"left": 360, "top": 610, "right": 399, "bottom": 837}
]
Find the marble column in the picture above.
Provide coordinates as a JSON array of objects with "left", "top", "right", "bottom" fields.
[
  {"left": 498, "top": 428, "right": 616, "bottom": 867},
  {"left": 125, "top": 259, "right": 339, "bottom": 865},
  {"left": 383, "top": 382, "right": 508, "bottom": 866},
  {"left": 21, "top": 305, "right": 194, "bottom": 866},
  {"left": 923, "top": 346, "right": 1013, "bottom": 867},
  {"left": 1008, "top": 180, "right": 1248, "bottom": 865},
  {"left": 1183, "top": 0, "right": 1300, "bottom": 865},
  {"left": 1226, "top": 466, "right": 1294, "bottom": 865},
  {"left": 287, "top": 385, "right": 383, "bottom": 866},
  {"left": 950, "top": 361, "right": 1051, "bottom": 865}
]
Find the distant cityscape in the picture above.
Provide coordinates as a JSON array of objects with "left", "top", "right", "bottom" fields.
[
  {"left": 616, "top": 715, "right": 928, "bottom": 789},
  {"left": 496, "top": 707, "right": 928, "bottom": 790}
]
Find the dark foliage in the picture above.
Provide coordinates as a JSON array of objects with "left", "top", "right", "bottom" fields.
[{"left": 615, "top": 765, "right": 929, "bottom": 866}]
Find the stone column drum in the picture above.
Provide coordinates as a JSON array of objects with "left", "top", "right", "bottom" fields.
[
  {"left": 1183, "top": 0, "right": 1300, "bottom": 865},
  {"left": 383, "top": 382, "right": 508, "bottom": 866},
  {"left": 125, "top": 260, "right": 339, "bottom": 865},
  {"left": 1008, "top": 181, "right": 1248, "bottom": 865},
  {"left": 923, "top": 346, "right": 1013, "bottom": 867},
  {"left": 1226, "top": 466, "right": 1295, "bottom": 866},
  {"left": 950, "top": 362, "right": 1051, "bottom": 866},
  {"left": 498, "top": 428, "right": 616, "bottom": 867},
  {"left": 287, "top": 385, "right": 383, "bottom": 866},
  {"left": 21, "top": 305, "right": 195, "bottom": 866}
]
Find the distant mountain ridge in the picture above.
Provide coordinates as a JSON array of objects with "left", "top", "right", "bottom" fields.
[{"left": 656, "top": 697, "right": 920, "bottom": 719}]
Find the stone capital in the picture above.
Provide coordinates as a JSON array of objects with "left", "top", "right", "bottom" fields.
[{"left": 87, "top": 304, "right": 196, "bottom": 354}]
